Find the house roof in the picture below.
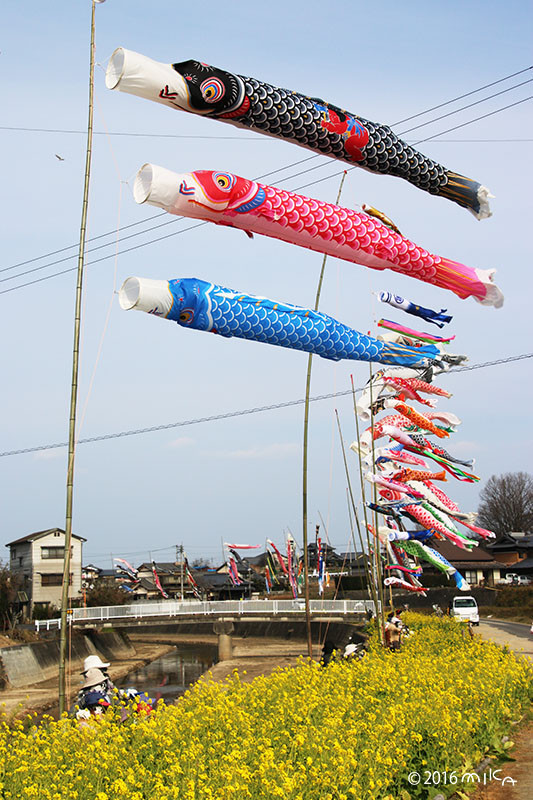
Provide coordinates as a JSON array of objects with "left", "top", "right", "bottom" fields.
[
  {"left": 430, "top": 539, "right": 507, "bottom": 569},
  {"left": 137, "top": 562, "right": 179, "bottom": 574},
  {"left": 195, "top": 572, "right": 249, "bottom": 590},
  {"left": 486, "top": 533, "right": 533, "bottom": 551},
  {"left": 509, "top": 557, "right": 533, "bottom": 571},
  {"left": 5, "top": 527, "right": 87, "bottom": 547}
]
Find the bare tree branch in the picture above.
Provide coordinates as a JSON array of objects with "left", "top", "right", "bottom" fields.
[{"left": 477, "top": 472, "right": 533, "bottom": 535}]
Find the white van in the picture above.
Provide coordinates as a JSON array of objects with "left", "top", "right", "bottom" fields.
[{"left": 451, "top": 596, "right": 479, "bottom": 625}]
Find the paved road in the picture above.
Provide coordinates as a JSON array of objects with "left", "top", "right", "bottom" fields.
[
  {"left": 478, "top": 619, "right": 533, "bottom": 664},
  {"left": 480, "top": 618, "right": 532, "bottom": 641}
]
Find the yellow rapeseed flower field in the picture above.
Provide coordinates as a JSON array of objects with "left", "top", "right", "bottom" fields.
[{"left": 0, "top": 615, "right": 531, "bottom": 799}]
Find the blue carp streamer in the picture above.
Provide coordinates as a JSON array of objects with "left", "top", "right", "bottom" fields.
[
  {"left": 119, "top": 276, "right": 441, "bottom": 368},
  {"left": 378, "top": 291, "right": 453, "bottom": 328}
]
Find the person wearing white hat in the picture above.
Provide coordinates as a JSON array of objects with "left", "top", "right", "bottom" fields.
[
  {"left": 81, "top": 655, "right": 115, "bottom": 697},
  {"left": 83, "top": 655, "right": 110, "bottom": 672},
  {"left": 76, "top": 667, "right": 112, "bottom": 712}
]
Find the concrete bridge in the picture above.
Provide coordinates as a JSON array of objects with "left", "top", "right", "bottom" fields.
[{"left": 35, "top": 598, "right": 378, "bottom": 632}]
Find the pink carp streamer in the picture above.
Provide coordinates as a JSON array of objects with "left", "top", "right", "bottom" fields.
[
  {"left": 378, "top": 319, "right": 457, "bottom": 343},
  {"left": 134, "top": 165, "right": 504, "bottom": 307}
]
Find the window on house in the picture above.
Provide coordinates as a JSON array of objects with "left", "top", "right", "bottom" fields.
[
  {"left": 54, "top": 532, "right": 61, "bottom": 537},
  {"left": 11, "top": 550, "right": 16, "bottom": 559},
  {"left": 41, "top": 573, "right": 72, "bottom": 586},
  {"left": 18, "top": 557, "right": 23, "bottom": 566},
  {"left": 464, "top": 570, "right": 477, "bottom": 585},
  {"left": 41, "top": 547, "right": 65, "bottom": 560}
]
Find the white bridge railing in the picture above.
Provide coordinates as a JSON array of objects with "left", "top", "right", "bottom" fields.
[{"left": 35, "top": 598, "right": 377, "bottom": 632}]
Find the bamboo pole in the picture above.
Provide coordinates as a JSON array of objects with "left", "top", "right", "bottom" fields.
[
  {"left": 368, "top": 364, "right": 387, "bottom": 640},
  {"left": 334, "top": 410, "right": 379, "bottom": 618},
  {"left": 349, "top": 375, "right": 380, "bottom": 613},
  {"left": 58, "top": 0, "right": 97, "bottom": 715},
  {"left": 302, "top": 172, "right": 347, "bottom": 659},
  {"left": 345, "top": 489, "right": 371, "bottom": 600}
]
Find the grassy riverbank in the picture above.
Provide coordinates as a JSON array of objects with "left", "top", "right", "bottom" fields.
[{"left": 1, "top": 615, "right": 531, "bottom": 800}]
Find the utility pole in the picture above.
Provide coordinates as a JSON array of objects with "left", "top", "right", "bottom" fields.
[
  {"left": 58, "top": 0, "right": 99, "bottom": 716},
  {"left": 176, "top": 544, "right": 184, "bottom": 600}
]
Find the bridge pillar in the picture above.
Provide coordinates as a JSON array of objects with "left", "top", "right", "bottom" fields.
[{"left": 213, "top": 620, "right": 234, "bottom": 661}]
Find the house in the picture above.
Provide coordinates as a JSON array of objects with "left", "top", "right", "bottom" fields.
[
  {"left": 485, "top": 532, "right": 533, "bottom": 566},
  {"left": 427, "top": 539, "right": 506, "bottom": 587},
  {"left": 6, "top": 527, "right": 85, "bottom": 617},
  {"left": 135, "top": 562, "right": 186, "bottom": 600},
  {"left": 195, "top": 569, "right": 252, "bottom": 600}
]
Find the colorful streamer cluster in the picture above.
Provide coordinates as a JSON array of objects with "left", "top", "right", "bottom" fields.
[
  {"left": 351, "top": 329, "right": 496, "bottom": 593},
  {"left": 106, "top": 42, "right": 501, "bottom": 606}
]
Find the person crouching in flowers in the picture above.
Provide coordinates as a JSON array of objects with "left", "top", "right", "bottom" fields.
[
  {"left": 385, "top": 612, "right": 402, "bottom": 652},
  {"left": 76, "top": 667, "right": 112, "bottom": 716},
  {"left": 320, "top": 639, "right": 336, "bottom": 666}
]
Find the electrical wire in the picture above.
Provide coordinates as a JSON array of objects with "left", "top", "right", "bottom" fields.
[
  {"left": 392, "top": 64, "right": 533, "bottom": 125},
  {"left": 1, "top": 352, "right": 530, "bottom": 459},
  {"left": 397, "top": 77, "right": 533, "bottom": 135}
]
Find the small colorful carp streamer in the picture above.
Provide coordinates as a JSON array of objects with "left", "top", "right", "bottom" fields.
[
  {"left": 399, "top": 540, "right": 470, "bottom": 591},
  {"left": 378, "top": 319, "right": 457, "bottom": 344},
  {"left": 378, "top": 292, "right": 453, "bottom": 328},
  {"left": 107, "top": 48, "right": 493, "bottom": 218},
  {"left": 132, "top": 165, "right": 503, "bottom": 307},
  {"left": 119, "top": 276, "right": 440, "bottom": 368}
]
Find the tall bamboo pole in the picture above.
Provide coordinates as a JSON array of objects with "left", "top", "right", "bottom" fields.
[
  {"left": 368, "top": 364, "right": 387, "bottom": 639},
  {"left": 58, "top": 0, "right": 97, "bottom": 715},
  {"left": 349, "top": 379, "right": 379, "bottom": 580},
  {"left": 334, "top": 410, "right": 379, "bottom": 618},
  {"left": 302, "top": 172, "right": 347, "bottom": 659}
]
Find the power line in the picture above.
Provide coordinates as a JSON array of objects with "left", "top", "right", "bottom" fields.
[
  {"left": 1, "top": 352, "right": 530, "bottom": 459},
  {"left": 0, "top": 210, "right": 166, "bottom": 274},
  {"left": 413, "top": 95, "right": 533, "bottom": 146},
  {"left": 393, "top": 65, "right": 533, "bottom": 125},
  {"left": 397, "top": 77, "right": 533, "bottom": 135},
  {"left": 0, "top": 126, "right": 269, "bottom": 140},
  {"left": 3, "top": 66, "right": 531, "bottom": 282}
]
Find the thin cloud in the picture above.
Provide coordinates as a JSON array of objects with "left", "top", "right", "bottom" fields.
[
  {"left": 33, "top": 449, "right": 64, "bottom": 461},
  {"left": 213, "top": 442, "right": 299, "bottom": 460},
  {"left": 167, "top": 437, "right": 195, "bottom": 449},
  {"left": 448, "top": 440, "right": 482, "bottom": 456}
]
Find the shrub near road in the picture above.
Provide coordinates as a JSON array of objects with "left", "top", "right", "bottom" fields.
[{"left": 0, "top": 615, "right": 531, "bottom": 800}]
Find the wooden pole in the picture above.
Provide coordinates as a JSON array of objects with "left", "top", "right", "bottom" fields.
[
  {"left": 58, "top": 0, "right": 97, "bottom": 715},
  {"left": 302, "top": 172, "right": 347, "bottom": 659},
  {"left": 334, "top": 410, "right": 378, "bottom": 616},
  {"left": 368, "top": 364, "right": 387, "bottom": 640}
]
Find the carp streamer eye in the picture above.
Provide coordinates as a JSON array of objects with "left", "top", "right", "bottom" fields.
[
  {"left": 213, "top": 172, "right": 235, "bottom": 191},
  {"left": 200, "top": 77, "right": 225, "bottom": 103},
  {"left": 179, "top": 309, "right": 194, "bottom": 324}
]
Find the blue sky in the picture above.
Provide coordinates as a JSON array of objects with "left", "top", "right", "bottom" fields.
[{"left": 1, "top": 0, "right": 532, "bottom": 569}]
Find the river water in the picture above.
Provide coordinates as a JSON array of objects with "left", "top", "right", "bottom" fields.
[{"left": 115, "top": 642, "right": 217, "bottom": 703}]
